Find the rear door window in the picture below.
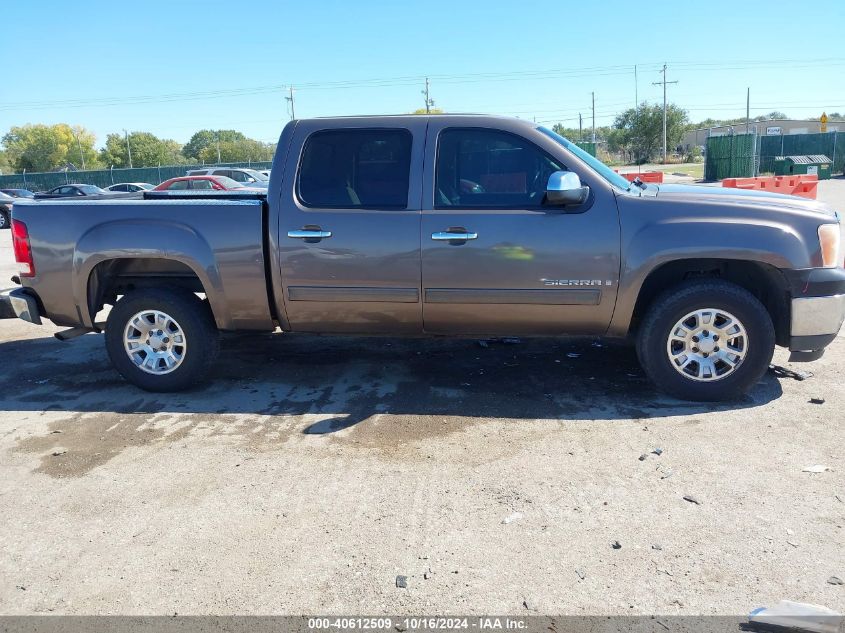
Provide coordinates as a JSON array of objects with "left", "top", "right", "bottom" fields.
[
  {"left": 298, "top": 129, "right": 412, "bottom": 209},
  {"left": 167, "top": 180, "right": 189, "bottom": 190}
]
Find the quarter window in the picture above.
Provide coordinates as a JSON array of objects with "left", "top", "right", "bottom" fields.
[
  {"left": 298, "top": 129, "right": 412, "bottom": 209},
  {"left": 435, "top": 128, "right": 564, "bottom": 208}
]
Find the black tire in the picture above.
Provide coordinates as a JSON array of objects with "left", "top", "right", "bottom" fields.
[
  {"left": 105, "top": 288, "right": 219, "bottom": 392},
  {"left": 636, "top": 279, "right": 775, "bottom": 401},
  {"left": 0, "top": 209, "right": 9, "bottom": 230}
]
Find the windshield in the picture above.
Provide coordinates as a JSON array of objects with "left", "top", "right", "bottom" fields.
[
  {"left": 244, "top": 169, "right": 269, "bottom": 181},
  {"left": 214, "top": 176, "right": 243, "bottom": 189},
  {"left": 537, "top": 127, "right": 632, "bottom": 191},
  {"left": 3, "top": 189, "right": 34, "bottom": 198}
]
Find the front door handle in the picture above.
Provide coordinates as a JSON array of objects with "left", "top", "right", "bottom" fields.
[
  {"left": 431, "top": 230, "right": 478, "bottom": 241},
  {"left": 288, "top": 229, "right": 332, "bottom": 239}
]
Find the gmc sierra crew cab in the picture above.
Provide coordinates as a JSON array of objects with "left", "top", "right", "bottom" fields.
[{"left": 2, "top": 115, "right": 844, "bottom": 400}]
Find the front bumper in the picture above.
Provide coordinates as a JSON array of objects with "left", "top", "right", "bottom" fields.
[
  {"left": 0, "top": 287, "right": 42, "bottom": 324},
  {"left": 782, "top": 267, "right": 845, "bottom": 361}
]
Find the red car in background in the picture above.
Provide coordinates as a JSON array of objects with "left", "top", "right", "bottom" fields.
[{"left": 153, "top": 175, "right": 263, "bottom": 192}]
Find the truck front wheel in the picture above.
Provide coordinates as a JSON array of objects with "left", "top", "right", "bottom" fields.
[
  {"left": 636, "top": 280, "right": 775, "bottom": 401},
  {"left": 105, "top": 288, "right": 219, "bottom": 392}
]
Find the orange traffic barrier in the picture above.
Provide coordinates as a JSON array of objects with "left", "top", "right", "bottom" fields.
[
  {"left": 616, "top": 171, "right": 664, "bottom": 183},
  {"left": 722, "top": 175, "right": 817, "bottom": 199}
]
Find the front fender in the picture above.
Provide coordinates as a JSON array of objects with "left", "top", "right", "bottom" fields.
[
  {"left": 74, "top": 219, "right": 231, "bottom": 329},
  {"left": 609, "top": 214, "right": 814, "bottom": 337}
]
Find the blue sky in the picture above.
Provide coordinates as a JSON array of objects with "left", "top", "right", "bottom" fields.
[{"left": 1, "top": 0, "right": 843, "bottom": 147}]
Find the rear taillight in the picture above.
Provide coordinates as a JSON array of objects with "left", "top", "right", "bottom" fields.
[{"left": 11, "top": 219, "right": 34, "bottom": 277}]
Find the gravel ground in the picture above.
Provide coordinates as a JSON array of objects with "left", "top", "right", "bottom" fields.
[{"left": 0, "top": 181, "right": 843, "bottom": 616}]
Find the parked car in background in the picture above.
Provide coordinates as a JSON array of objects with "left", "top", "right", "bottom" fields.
[
  {"left": 106, "top": 183, "right": 155, "bottom": 193},
  {"left": 0, "top": 191, "right": 13, "bottom": 229},
  {"left": 35, "top": 184, "right": 107, "bottom": 198},
  {"left": 153, "top": 175, "right": 263, "bottom": 191},
  {"left": 0, "top": 189, "right": 36, "bottom": 199},
  {"left": 186, "top": 167, "right": 269, "bottom": 188},
  {"left": 258, "top": 170, "right": 271, "bottom": 178}
]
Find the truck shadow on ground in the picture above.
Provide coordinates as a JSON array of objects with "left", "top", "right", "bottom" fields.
[
  {"left": 1, "top": 331, "right": 782, "bottom": 426},
  {"left": 1, "top": 331, "right": 788, "bottom": 477}
]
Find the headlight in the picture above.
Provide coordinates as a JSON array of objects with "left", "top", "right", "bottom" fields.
[{"left": 818, "top": 224, "right": 842, "bottom": 268}]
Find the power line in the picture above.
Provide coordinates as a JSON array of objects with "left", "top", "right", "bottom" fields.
[{"left": 3, "top": 58, "right": 843, "bottom": 112}]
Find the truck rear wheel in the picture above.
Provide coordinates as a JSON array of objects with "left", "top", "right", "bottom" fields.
[
  {"left": 636, "top": 280, "right": 775, "bottom": 401},
  {"left": 105, "top": 288, "right": 219, "bottom": 392}
]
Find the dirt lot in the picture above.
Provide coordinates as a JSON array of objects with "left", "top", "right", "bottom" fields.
[{"left": 0, "top": 181, "right": 843, "bottom": 616}]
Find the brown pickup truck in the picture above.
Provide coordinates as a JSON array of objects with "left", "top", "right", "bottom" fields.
[{"left": 2, "top": 115, "right": 844, "bottom": 400}]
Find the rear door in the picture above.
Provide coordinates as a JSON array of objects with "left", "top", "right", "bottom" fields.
[
  {"left": 276, "top": 118, "right": 426, "bottom": 334},
  {"left": 420, "top": 121, "right": 621, "bottom": 336}
]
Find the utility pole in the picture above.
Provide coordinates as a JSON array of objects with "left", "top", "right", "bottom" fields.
[
  {"left": 652, "top": 64, "right": 678, "bottom": 163},
  {"left": 746, "top": 87, "right": 750, "bottom": 135},
  {"left": 591, "top": 91, "right": 596, "bottom": 142},
  {"left": 216, "top": 132, "right": 221, "bottom": 164},
  {"left": 422, "top": 77, "right": 434, "bottom": 114},
  {"left": 579, "top": 113, "right": 583, "bottom": 141},
  {"left": 634, "top": 65, "right": 638, "bottom": 110},
  {"left": 123, "top": 129, "right": 133, "bottom": 168},
  {"left": 74, "top": 132, "right": 85, "bottom": 170},
  {"left": 286, "top": 86, "right": 296, "bottom": 120}
]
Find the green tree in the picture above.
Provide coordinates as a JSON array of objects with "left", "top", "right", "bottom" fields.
[
  {"left": 100, "top": 132, "right": 185, "bottom": 168},
  {"left": 182, "top": 129, "right": 247, "bottom": 161},
  {"left": 161, "top": 139, "right": 188, "bottom": 165},
  {"left": 612, "top": 103, "right": 689, "bottom": 163},
  {"left": 0, "top": 150, "right": 11, "bottom": 174},
  {"left": 551, "top": 123, "right": 613, "bottom": 143},
  {"left": 756, "top": 111, "right": 787, "bottom": 121},
  {"left": 411, "top": 108, "right": 444, "bottom": 114},
  {"left": 2, "top": 123, "right": 99, "bottom": 172},
  {"left": 197, "top": 138, "right": 274, "bottom": 163}
]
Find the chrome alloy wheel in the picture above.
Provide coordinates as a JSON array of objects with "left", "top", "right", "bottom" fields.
[
  {"left": 123, "top": 310, "right": 187, "bottom": 375},
  {"left": 665, "top": 308, "right": 748, "bottom": 382}
]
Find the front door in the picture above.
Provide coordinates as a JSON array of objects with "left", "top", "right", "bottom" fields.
[
  {"left": 421, "top": 123, "right": 621, "bottom": 336},
  {"left": 277, "top": 120, "right": 425, "bottom": 334}
]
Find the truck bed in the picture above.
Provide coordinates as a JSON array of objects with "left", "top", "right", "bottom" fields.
[{"left": 11, "top": 193, "right": 275, "bottom": 332}]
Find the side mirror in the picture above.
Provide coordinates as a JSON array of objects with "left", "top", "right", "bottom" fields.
[{"left": 546, "top": 170, "right": 590, "bottom": 206}]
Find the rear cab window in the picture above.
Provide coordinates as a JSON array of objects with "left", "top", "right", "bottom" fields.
[{"left": 297, "top": 129, "right": 413, "bottom": 209}]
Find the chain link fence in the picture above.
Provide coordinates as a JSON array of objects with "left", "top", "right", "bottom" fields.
[{"left": 0, "top": 161, "right": 273, "bottom": 192}]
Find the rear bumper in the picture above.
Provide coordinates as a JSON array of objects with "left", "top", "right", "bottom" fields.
[
  {"left": 0, "top": 287, "right": 42, "bottom": 324},
  {"left": 782, "top": 268, "right": 845, "bottom": 360}
]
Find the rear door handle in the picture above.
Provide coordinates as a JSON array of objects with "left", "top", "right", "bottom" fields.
[
  {"left": 431, "top": 231, "right": 478, "bottom": 241},
  {"left": 288, "top": 229, "right": 332, "bottom": 239}
]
